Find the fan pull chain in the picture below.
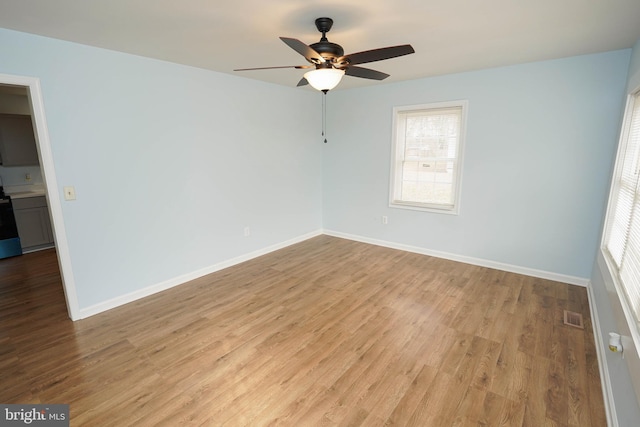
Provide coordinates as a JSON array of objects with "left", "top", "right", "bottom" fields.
[{"left": 322, "top": 90, "right": 327, "bottom": 143}]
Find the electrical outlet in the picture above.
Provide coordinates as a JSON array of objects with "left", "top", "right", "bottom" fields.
[
  {"left": 244, "top": 226, "right": 250, "bottom": 237},
  {"left": 25, "top": 173, "right": 31, "bottom": 182},
  {"left": 382, "top": 215, "right": 388, "bottom": 225},
  {"left": 63, "top": 186, "right": 76, "bottom": 201}
]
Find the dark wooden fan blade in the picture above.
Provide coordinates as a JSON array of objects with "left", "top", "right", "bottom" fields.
[
  {"left": 345, "top": 66, "right": 390, "bottom": 80},
  {"left": 340, "top": 44, "right": 415, "bottom": 66},
  {"left": 234, "top": 65, "right": 313, "bottom": 71},
  {"left": 296, "top": 77, "right": 309, "bottom": 87},
  {"left": 280, "top": 37, "right": 325, "bottom": 64}
]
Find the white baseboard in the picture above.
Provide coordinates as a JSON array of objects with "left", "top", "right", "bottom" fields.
[
  {"left": 325, "top": 230, "right": 616, "bottom": 422},
  {"left": 78, "top": 228, "right": 590, "bottom": 319},
  {"left": 76, "top": 228, "right": 614, "bottom": 423},
  {"left": 586, "top": 282, "right": 618, "bottom": 427},
  {"left": 77, "top": 230, "right": 323, "bottom": 319},
  {"left": 323, "top": 229, "right": 590, "bottom": 287}
]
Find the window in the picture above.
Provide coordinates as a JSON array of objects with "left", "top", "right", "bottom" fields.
[
  {"left": 603, "top": 89, "right": 640, "bottom": 338},
  {"left": 390, "top": 100, "right": 467, "bottom": 214}
]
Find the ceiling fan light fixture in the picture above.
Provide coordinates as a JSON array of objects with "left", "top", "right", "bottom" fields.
[{"left": 304, "top": 68, "right": 345, "bottom": 91}]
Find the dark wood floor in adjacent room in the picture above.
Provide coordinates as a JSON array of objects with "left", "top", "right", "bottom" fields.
[{"left": 0, "top": 236, "right": 606, "bottom": 426}]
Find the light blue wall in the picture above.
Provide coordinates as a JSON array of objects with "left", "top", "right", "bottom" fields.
[
  {"left": 0, "top": 28, "right": 322, "bottom": 308},
  {"left": 324, "top": 50, "right": 631, "bottom": 279}
]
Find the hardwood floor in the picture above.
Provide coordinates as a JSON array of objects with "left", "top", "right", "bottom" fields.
[{"left": 0, "top": 236, "right": 606, "bottom": 426}]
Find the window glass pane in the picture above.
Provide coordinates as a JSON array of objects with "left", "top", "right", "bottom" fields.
[
  {"left": 390, "top": 102, "right": 466, "bottom": 213},
  {"left": 604, "top": 90, "right": 640, "bottom": 333}
]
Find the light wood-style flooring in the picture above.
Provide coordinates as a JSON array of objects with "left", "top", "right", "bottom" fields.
[{"left": 1, "top": 236, "right": 606, "bottom": 426}]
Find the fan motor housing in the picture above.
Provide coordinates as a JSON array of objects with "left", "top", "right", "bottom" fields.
[
  {"left": 311, "top": 17, "right": 344, "bottom": 61},
  {"left": 309, "top": 41, "right": 344, "bottom": 60}
]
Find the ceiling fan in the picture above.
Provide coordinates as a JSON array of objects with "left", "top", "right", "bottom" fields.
[{"left": 234, "top": 17, "right": 415, "bottom": 92}]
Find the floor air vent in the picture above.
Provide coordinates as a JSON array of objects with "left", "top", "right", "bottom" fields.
[{"left": 563, "top": 310, "right": 584, "bottom": 329}]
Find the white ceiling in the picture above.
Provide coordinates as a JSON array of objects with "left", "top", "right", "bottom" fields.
[{"left": 1, "top": 0, "right": 639, "bottom": 91}]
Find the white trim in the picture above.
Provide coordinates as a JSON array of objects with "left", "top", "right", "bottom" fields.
[
  {"left": 599, "top": 249, "right": 640, "bottom": 354},
  {"left": 600, "top": 85, "right": 640, "bottom": 355},
  {"left": 322, "top": 229, "right": 589, "bottom": 287},
  {"left": 389, "top": 100, "right": 468, "bottom": 216},
  {"left": 389, "top": 200, "right": 460, "bottom": 215},
  {"left": 68, "top": 227, "right": 619, "bottom": 424},
  {"left": 77, "top": 228, "right": 591, "bottom": 319},
  {"left": 586, "top": 281, "right": 618, "bottom": 427},
  {"left": 77, "top": 229, "right": 322, "bottom": 319},
  {"left": 0, "top": 73, "right": 81, "bottom": 320}
]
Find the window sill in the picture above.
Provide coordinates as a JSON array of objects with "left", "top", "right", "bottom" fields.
[{"left": 389, "top": 200, "right": 459, "bottom": 215}]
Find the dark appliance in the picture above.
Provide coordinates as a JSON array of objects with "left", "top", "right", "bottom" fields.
[{"left": 0, "top": 187, "right": 22, "bottom": 259}]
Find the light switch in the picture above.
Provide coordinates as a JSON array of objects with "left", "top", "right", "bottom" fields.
[{"left": 63, "top": 186, "right": 76, "bottom": 201}]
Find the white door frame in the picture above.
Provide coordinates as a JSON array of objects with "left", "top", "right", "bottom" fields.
[{"left": 1, "top": 73, "right": 80, "bottom": 320}]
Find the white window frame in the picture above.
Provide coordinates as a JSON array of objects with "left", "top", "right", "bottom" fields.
[
  {"left": 389, "top": 100, "right": 468, "bottom": 214},
  {"left": 602, "top": 87, "right": 640, "bottom": 349}
]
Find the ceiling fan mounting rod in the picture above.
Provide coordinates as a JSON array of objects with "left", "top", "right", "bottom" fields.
[
  {"left": 315, "top": 17, "right": 334, "bottom": 35},
  {"left": 310, "top": 18, "right": 343, "bottom": 60}
]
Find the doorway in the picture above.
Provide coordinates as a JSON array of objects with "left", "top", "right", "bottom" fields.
[{"left": 0, "top": 73, "right": 79, "bottom": 319}]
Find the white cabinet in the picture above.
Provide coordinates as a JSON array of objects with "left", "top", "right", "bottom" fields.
[
  {"left": 0, "top": 114, "right": 39, "bottom": 166},
  {"left": 12, "top": 196, "right": 54, "bottom": 252}
]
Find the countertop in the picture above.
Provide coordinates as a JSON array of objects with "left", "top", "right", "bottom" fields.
[
  {"left": 3, "top": 185, "right": 46, "bottom": 199},
  {"left": 8, "top": 190, "right": 46, "bottom": 199}
]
